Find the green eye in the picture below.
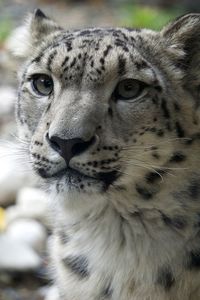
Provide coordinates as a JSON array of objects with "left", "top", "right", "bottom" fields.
[
  {"left": 114, "top": 79, "right": 146, "bottom": 100},
  {"left": 31, "top": 74, "right": 53, "bottom": 96}
]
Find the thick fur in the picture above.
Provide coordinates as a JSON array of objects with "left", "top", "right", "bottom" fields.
[{"left": 13, "top": 10, "right": 200, "bottom": 300}]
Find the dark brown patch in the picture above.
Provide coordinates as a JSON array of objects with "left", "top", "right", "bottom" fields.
[
  {"left": 102, "top": 283, "right": 113, "bottom": 298},
  {"left": 62, "top": 255, "right": 89, "bottom": 278},
  {"left": 161, "top": 98, "right": 170, "bottom": 119},
  {"left": 169, "top": 152, "right": 186, "bottom": 163},
  {"left": 162, "top": 213, "right": 187, "bottom": 230},
  {"left": 188, "top": 180, "right": 200, "bottom": 200},
  {"left": 136, "top": 184, "right": 153, "bottom": 200},
  {"left": 175, "top": 121, "right": 185, "bottom": 137},
  {"left": 157, "top": 266, "right": 175, "bottom": 290},
  {"left": 187, "top": 250, "right": 200, "bottom": 270},
  {"left": 145, "top": 170, "right": 164, "bottom": 183},
  {"left": 118, "top": 55, "right": 126, "bottom": 76}
]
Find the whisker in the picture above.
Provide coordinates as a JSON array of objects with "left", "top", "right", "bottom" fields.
[{"left": 121, "top": 137, "right": 191, "bottom": 151}]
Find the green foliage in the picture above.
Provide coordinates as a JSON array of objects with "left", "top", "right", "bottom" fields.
[
  {"left": 0, "top": 18, "right": 12, "bottom": 45},
  {"left": 120, "top": 4, "right": 181, "bottom": 31}
]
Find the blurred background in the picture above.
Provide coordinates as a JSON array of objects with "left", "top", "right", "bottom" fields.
[{"left": 0, "top": 0, "right": 199, "bottom": 299}]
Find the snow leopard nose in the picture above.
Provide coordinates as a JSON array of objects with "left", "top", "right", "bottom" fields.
[{"left": 47, "top": 134, "right": 96, "bottom": 165}]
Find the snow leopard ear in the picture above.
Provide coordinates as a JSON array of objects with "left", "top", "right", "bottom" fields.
[
  {"left": 161, "top": 14, "right": 200, "bottom": 44},
  {"left": 161, "top": 14, "right": 200, "bottom": 65},
  {"left": 7, "top": 9, "right": 62, "bottom": 59},
  {"left": 161, "top": 14, "right": 200, "bottom": 97}
]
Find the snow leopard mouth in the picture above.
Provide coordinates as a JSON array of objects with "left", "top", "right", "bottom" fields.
[{"left": 37, "top": 166, "right": 119, "bottom": 190}]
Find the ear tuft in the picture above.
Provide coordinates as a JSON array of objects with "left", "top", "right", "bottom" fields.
[
  {"left": 34, "top": 8, "right": 48, "bottom": 19},
  {"left": 6, "top": 9, "right": 62, "bottom": 60}
]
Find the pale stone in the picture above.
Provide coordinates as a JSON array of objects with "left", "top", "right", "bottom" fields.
[
  {"left": 0, "top": 86, "right": 15, "bottom": 116},
  {"left": 0, "top": 234, "right": 41, "bottom": 271},
  {"left": 6, "top": 219, "right": 47, "bottom": 253},
  {"left": 6, "top": 187, "right": 50, "bottom": 227},
  {"left": 43, "top": 286, "right": 60, "bottom": 300},
  {"left": 0, "top": 144, "right": 34, "bottom": 206}
]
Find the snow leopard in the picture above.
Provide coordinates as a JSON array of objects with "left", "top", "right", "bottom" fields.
[{"left": 11, "top": 9, "right": 200, "bottom": 300}]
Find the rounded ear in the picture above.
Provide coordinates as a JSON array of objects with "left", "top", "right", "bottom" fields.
[
  {"left": 161, "top": 14, "right": 200, "bottom": 97},
  {"left": 161, "top": 13, "right": 200, "bottom": 45},
  {"left": 6, "top": 9, "right": 62, "bottom": 59}
]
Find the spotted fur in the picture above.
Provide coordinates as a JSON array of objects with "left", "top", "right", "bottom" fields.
[{"left": 12, "top": 9, "right": 200, "bottom": 300}]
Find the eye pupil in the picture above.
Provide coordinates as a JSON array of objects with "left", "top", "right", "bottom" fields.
[{"left": 32, "top": 74, "right": 53, "bottom": 96}]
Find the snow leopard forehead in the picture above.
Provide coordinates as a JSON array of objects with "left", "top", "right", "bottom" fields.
[{"left": 26, "top": 27, "right": 161, "bottom": 88}]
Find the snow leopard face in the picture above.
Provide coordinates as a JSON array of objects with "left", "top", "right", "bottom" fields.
[{"left": 14, "top": 10, "right": 200, "bottom": 198}]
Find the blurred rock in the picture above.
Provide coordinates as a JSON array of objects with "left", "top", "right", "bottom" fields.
[
  {"left": 0, "top": 86, "right": 15, "bottom": 116},
  {"left": 6, "top": 187, "right": 50, "bottom": 227},
  {"left": 0, "top": 145, "right": 35, "bottom": 206},
  {"left": 6, "top": 219, "right": 47, "bottom": 254},
  {"left": 0, "top": 234, "right": 41, "bottom": 271},
  {"left": 43, "top": 286, "right": 59, "bottom": 300}
]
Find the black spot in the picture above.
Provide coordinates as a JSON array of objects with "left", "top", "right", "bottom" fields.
[
  {"left": 103, "top": 45, "right": 113, "bottom": 57},
  {"left": 162, "top": 213, "right": 187, "bottom": 230},
  {"left": 152, "top": 152, "right": 160, "bottom": 159},
  {"left": 108, "top": 107, "right": 113, "bottom": 117},
  {"left": 70, "top": 57, "right": 77, "bottom": 68},
  {"left": 157, "top": 129, "right": 164, "bottom": 136},
  {"left": 135, "top": 60, "right": 148, "bottom": 70},
  {"left": 145, "top": 171, "right": 163, "bottom": 183},
  {"left": 135, "top": 184, "right": 153, "bottom": 200},
  {"left": 161, "top": 98, "right": 170, "bottom": 119},
  {"left": 157, "top": 266, "right": 175, "bottom": 290},
  {"left": 61, "top": 56, "right": 69, "bottom": 67},
  {"left": 100, "top": 57, "right": 105, "bottom": 65},
  {"left": 63, "top": 66, "right": 68, "bottom": 72},
  {"left": 59, "top": 230, "right": 70, "bottom": 244},
  {"left": 188, "top": 180, "right": 200, "bottom": 199},
  {"left": 102, "top": 283, "right": 113, "bottom": 298},
  {"left": 36, "top": 168, "right": 48, "bottom": 178},
  {"left": 155, "top": 85, "right": 162, "bottom": 92},
  {"left": 31, "top": 52, "right": 44, "bottom": 64},
  {"left": 65, "top": 41, "right": 72, "bottom": 52},
  {"left": 45, "top": 103, "right": 51, "bottom": 113},
  {"left": 175, "top": 122, "right": 185, "bottom": 137},
  {"left": 47, "top": 50, "right": 57, "bottom": 71},
  {"left": 98, "top": 171, "right": 119, "bottom": 190},
  {"left": 174, "top": 102, "right": 180, "bottom": 112},
  {"left": 96, "top": 68, "right": 102, "bottom": 75},
  {"left": 169, "top": 152, "right": 186, "bottom": 163},
  {"left": 93, "top": 161, "right": 98, "bottom": 167},
  {"left": 187, "top": 250, "right": 200, "bottom": 270},
  {"left": 62, "top": 255, "right": 89, "bottom": 278},
  {"left": 118, "top": 55, "right": 126, "bottom": 76}
]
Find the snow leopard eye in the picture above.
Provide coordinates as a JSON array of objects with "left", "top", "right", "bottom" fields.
[
  {"left": 114, "top": 79, "right": 146, "bottom": 101},
  {"left": 31, "top": 74, "right": 53, "bottom": 96}
]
